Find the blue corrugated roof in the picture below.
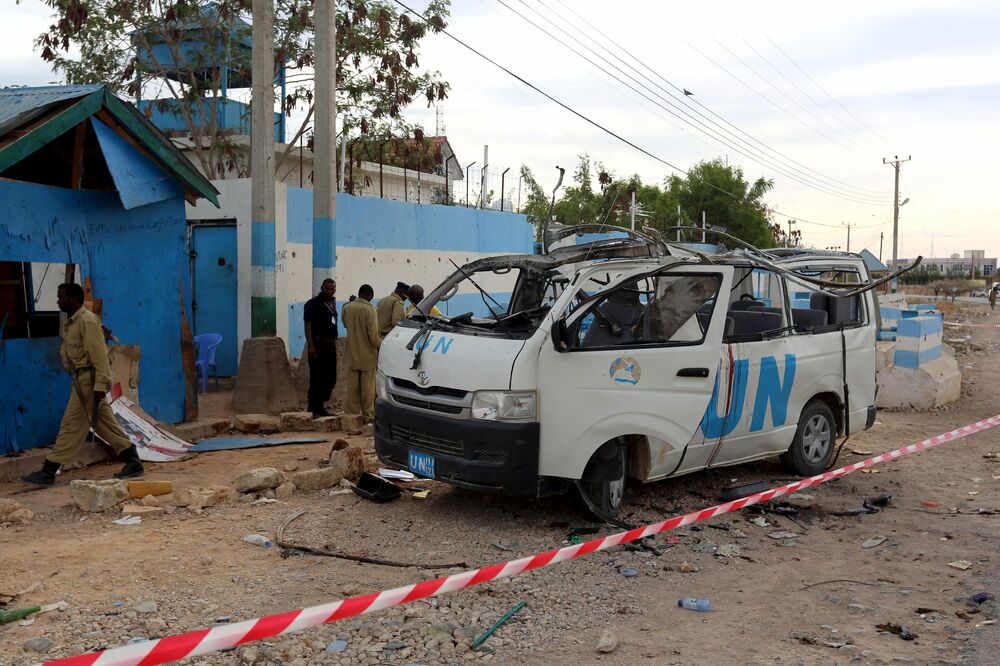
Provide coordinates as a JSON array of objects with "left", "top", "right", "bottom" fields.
[{"left": 0, "top": 85, "right": 101, "bottom": 137}]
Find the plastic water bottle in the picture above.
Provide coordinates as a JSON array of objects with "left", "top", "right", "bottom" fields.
[
  {"left": 243, "top": 534, "right": 273, "bottom": 548},
  {"left": 677, "top": 598, "right": 713, "bottom": 612}
]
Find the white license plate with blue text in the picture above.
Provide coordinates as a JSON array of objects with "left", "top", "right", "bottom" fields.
[{"left": 408, "top": 451, "right": 436, "bottom": 479}]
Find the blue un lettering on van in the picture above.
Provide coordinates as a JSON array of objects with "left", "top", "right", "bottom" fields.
[
  {"left": 414, "top": 334, "right": 455, "bottom": 355},
  {"left": 700, "top": 354, "right": 796, "bottom": 438}
]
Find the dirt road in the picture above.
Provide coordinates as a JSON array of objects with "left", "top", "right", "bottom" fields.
[{"left": 1, "top": 304, "right": 998, "bottom": 665}]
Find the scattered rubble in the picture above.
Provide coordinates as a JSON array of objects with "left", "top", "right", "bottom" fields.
[
  {"left": 233, "top": 468, "right": 286, "bottom": 493},
  {"left": 231, "top": 414, "right": 281, "bottom": 434},
  {"left": 69, "top": 479, "right": 128, "bottom": 513}
]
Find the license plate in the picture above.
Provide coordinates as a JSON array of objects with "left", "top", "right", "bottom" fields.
[{"left": 408, "top": 451, "right": 436, "bottom": 479}]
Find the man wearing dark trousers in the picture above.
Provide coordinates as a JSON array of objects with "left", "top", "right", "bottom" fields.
[
  {"left": 21, "top": 283, "right": 143, "bottom": 486},
  {"left": 304, "top": 278, "right": 339, "bottom": 417}
]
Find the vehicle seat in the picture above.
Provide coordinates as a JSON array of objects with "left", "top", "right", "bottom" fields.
[
  {"left": 790, "top": 308, "right": 828, "bottom": 332},
  {"left": 729, "top": 299, "right": 765, "bottom": 311},
  {"left": 581, "top": 289, "right": 643, "bottom": 346},
  {"left": 810, "top": 291, "right": 860, "bottom": 326},
  {"left": 725, "top": 311, "right": 782, "bottom": 341}
]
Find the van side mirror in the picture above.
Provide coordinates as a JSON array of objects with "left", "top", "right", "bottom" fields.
[{"left": 551, "top": 317, "right": 571, "bottom": 353}]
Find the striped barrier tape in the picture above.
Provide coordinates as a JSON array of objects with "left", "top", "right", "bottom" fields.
[
  {"left": 43, "top": 414, "right": 1000, "bottom": 666},
  {"left": 945, "top": 321, "right": 1000, "bottom": 329}
]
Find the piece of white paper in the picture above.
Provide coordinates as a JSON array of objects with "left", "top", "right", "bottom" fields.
[{"left": 379, "top": 468, "right": 416, "bottom": 481}]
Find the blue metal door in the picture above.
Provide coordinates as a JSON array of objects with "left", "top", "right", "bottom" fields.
[{"left": 192, "top": 224, "right": 238, "bottom": 376}]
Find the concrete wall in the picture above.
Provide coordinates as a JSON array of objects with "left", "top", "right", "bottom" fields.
[
  {"left": 187, "top": 183, "right": 534, "bottom": 362},
  {"left": 0, "top": 180, "right": 192, "bottom": 452}
]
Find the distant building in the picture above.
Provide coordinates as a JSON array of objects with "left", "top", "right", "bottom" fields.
[{"left": 891, "top": 250, "right": 996, "bottom": 278}]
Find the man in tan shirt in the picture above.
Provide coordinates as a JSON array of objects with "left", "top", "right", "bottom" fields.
[
  {"left": 376, "top": 281, "right": 409, "bottom": 337},
  {"left": 342, "top": 284, "right": 382, "bottom": 419},
  {"left": 21, "top": 283, "right": 143, "bottom": 486}
]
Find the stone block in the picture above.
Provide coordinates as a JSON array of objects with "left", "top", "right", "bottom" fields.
[
  {"left": 877, "top": 355, "right": 961, "bottom": 411},
  {"left": 233, "top": 337, "right": 301, "bottom": 413},
  {"left": 128, "top": 480, "right": 174, "bottom": 499},
  {"left": 231, "top": 414, "right": 281, "bottom": 434},
  {"left": 0, "top": 498, "right": 24, "bottom": 519},
  {"left": 140, "top": 494, "right": 160, "bottom": 507},
  {"left": 122, "top": 505, "right": 165, "bottom": 518},
  {"left": 234, "top": 468, "right": 285, "bottom": 493},
  {"left": 328, "top": 440, "right": 366, "bottom": 482},
  {"left": 876, "top": 341, "right": 895, "bottom": 373},
  {"left": 6, "top": 508, "right": 33, "bottom": 523},
  {"left": 70, "top": 479, "right": 129, "bottom": 513},
  {"left": 313, "top": 415, "right": 342, "bottom": 432},
  {"left": 275, "top": 482, "right": 296, "bottom": 499},
  {"left": 341, "top": 414, "right": 364, "bottom": 432},
  {"left": 165, "top": 418, "right": 231, "bottom": 442},
  {"left": 280, "top": 411, "right": 317, "bottom": 432},
  {"left": 291, "top": 466, "right": 343, "bottom": 491},
  {"left": 172, "top": 486, "right": 230, "bottom": 509}
]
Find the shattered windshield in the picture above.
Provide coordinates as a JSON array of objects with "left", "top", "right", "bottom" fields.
[{"left": 402, "top": 262, "right": 642, "bottom": 339}]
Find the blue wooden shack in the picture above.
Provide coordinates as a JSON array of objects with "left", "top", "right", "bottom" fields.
[{"left": 0, "top": 84, "right": 219, "bottom": 455}]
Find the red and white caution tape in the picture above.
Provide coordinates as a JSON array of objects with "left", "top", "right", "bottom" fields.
[
  {"left": 945, "top": 321, "right": 1000, "bottom": 329},
  {"left": 44, "top": 415, "right": 1000, "bottom": 666}
]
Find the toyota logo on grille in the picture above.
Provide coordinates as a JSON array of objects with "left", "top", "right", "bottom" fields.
[{"left": 416, "top": 371, "right": 430, "bottom": 387}]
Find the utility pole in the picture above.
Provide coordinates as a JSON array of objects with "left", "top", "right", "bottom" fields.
[
  {"left": 879, "top": 232, "right": 884, "bottom": 262},
  {"left": 313, "top": 0, "right": 337, "bottom": 293},
  {"left": 481, "top": 145, "right": 488, "bottom": 209},
  {"left": 843, "top": 221, "right": 854, "bottom": 252},
  {"left": 884, "top": 155, "right": 911, "bottom": 289},
  {"left": 630, "top": 190, "right": 636, "bottom": 230},
  {"left": 677, "top": 205, "right": 681, "bottom": 242},
  {"left": 786, "top": 219, "right": 796, "bottom": 248},
  {"left": 701, "top": 211, "right": 706, "bottom": 244},
  {"left": 251, "top": 0, "right": 276, "bottom": 337}
]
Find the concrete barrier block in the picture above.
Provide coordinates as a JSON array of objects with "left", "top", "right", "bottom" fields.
[
  {"left": 876, "top": 354, "right": 961, "bottom": 410},
  {"left": 876, "top": 341, "right": 895, "bottom": 372},
  {"left": 894, "top": 316, "right": 943, "bottom": 369}
]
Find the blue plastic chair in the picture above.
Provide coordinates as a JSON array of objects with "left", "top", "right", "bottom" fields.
[{"left": 194, "top": 333, "right": 223, "bottom": 393}]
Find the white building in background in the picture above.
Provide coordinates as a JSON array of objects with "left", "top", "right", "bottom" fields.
[{"left": 891, "top": 250, "right": 996, "bottom": 277}]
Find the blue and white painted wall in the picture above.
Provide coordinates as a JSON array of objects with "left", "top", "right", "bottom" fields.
[
  {"left": 893, "top": 316, "right": 943, "bottom": 370},
  {"left": 187, "top": 182, "right": 533, "bottom": 363}
]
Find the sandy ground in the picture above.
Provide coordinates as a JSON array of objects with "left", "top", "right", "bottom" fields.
[{"left": 1, "top": 304, "right": 998, "bottom": 665}]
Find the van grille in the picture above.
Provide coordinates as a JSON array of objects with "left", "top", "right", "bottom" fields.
[
  {"left": 392, "top": 378, "right": 468, "bottom": 399},
  {"left": 474, "top": 442, "right": 507, "bottom": 465},
  {"left": 393, "top": 395, "right": 464, "bottom": 415},
  {"left": 392, "top": 425, "right": 464, "bottom": 458}
]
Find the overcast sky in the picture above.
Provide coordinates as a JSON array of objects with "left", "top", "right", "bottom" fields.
[{"left": 4, "top": 0, "right": 999, "bottom": 260}]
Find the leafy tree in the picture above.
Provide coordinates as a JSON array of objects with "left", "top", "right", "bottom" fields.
[
  {"left": 520, "top": 156, "right": 776, "bottom": 248},
  {"left": 29, "top": 0, "right": 450, "bottom": 179},
  {"left": 518, "top": 165, "right": 549, "bottom": 240},
  {"left": 664, "top": 159, "right": 775, "bottom": 248}
]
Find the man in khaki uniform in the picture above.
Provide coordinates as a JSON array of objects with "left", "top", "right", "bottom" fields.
[
  {"left": 376, "top": 281, "right": 409, "bottom": 338},
  {"left": 342, "top": 284, "right": 382, "bottom": 419},
  {"left": 21, "top": 283, "right": 143, "bottom": 486}
]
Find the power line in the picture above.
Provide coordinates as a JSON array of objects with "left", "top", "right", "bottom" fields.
[
  {"left": 496, "top": 0, "right": 889, "bottom": 205},
  {"left": 759, "top": 31, "right": 894, "bottom": 150},
  {"left": 390, "top": 0, "right": 874, "bottom": 231},
  {"left": 736, "top": 35, "right": 872, "bottom": 154},
  {"left": 545, "top": 0, "right": 890, "bottom": 201},
  {"left": 711, "top": 37, "right": 867, "bottom": 158}
]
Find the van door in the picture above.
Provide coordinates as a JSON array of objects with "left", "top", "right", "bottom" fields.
[{"left": 536, "top": 264, "right": 733, "bottom": 481}]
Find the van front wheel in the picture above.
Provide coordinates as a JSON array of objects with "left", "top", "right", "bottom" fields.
[
  {"left": 781, "top": 400, "right": 837, "bottom": 476},
  {"left": 578, "top": 445, "right": 627, "bottom": 519}
]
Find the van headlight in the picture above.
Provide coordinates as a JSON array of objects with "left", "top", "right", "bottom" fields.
[
  {"left": 471, "top": 391, "right": 536, "bottom": 421},
  {"left": 376, "top": 370, "right": 389, "bottom": 401}
]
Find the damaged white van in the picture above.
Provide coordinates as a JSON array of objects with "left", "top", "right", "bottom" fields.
[{"left": 374, "top": 230, "right": 907, "bottom": 517}]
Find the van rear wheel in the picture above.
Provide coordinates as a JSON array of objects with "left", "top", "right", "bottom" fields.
[
  {"left": 781, "top": 400, "right": 837, "bottom": 476},
  {"left": 578, "top": 444, "right": 627, "bottom": 519}
]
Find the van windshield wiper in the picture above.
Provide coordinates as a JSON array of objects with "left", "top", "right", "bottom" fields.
[
  {"left": 449, "top": 259, "right": 505, "bottom": 320},
  {"left": 406, "top": 302, "right": 443, "bottom": 370}
]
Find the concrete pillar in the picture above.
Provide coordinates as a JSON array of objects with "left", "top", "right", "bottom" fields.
[
  {"left": 312, "top": 0, "right": 337, "bottom": 291},
  {"left": 251, "top": 0, "right": 276, "bottom": 336}
]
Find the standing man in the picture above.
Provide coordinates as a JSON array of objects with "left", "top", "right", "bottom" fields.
[
  {"left": 405, "top": 284, "right": 442, "bottom": 317},
  {"left": 303, "top": 278, "right": 338, "bottom": 417},
  {"left": 377, "top": 281, "right": 409, "bottom": 338},
  {"left": 342, "top": 284, "right": 381, "bottom": 420},
  {"left": 21, "top": 283, "right": 143, "bottom": 486}
]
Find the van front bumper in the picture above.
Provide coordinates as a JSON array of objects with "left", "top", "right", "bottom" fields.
[{"left": 374, "top": 398, "right": 543, "bottom": 496}]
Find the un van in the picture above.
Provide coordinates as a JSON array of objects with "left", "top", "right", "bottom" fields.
[{"left": 374, "top": 233, "right": 895, "bottom": 516}]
